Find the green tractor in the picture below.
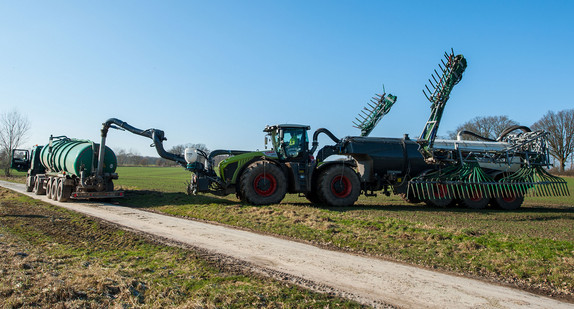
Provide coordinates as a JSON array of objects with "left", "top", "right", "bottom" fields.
[
  {"left": 186, "top": 123, "right": 362, "bottom": 206},
  {"left": 100, "top": 118, "right": 368, "bottom": 206}
]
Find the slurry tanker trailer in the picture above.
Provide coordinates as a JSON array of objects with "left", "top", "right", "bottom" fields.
[
  {"left": 11, "top": 136, "right": 123, "bottom": 202},
  {"left": 12, "top": 50, "right": 569, "bottom": 208}
]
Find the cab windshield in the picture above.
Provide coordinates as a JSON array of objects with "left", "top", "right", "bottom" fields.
[{"left": 281, "top": 128, "right": 308, "bottom": 159}]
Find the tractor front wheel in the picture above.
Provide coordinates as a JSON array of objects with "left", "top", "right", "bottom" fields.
[
  {"left": 317, "top": 165, "right": 361, "bottom": 207},
  {"left": 240, "top": 161, "right": 287, "bottom": 205}
]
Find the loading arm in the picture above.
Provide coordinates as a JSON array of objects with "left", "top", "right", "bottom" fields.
[{"left": 97, "top": 118, "right": 187, "bottom": 177}]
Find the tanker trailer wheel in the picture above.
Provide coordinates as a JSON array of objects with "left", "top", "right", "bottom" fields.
[
  {"left": 461, "top": 189, "right": 490, "bottom": 209},
  {"left": 317, "top": 165, "right": 361, "bottom": 207},
  {"left": 51, "top": 179, "right": 59, "bottom": 201},
  {"left": 25, "top": 175, "right": 35, "bottom": 192},
  {"left": 240, "top": 161, "right": 287, "bottom": 205},
  {"left": 56, "top": 179, "right": 72, "bottom": 202},
  {"left": 424, "top": 184, "right": 454, "bottom": 207},
  {"left": 46, "top": 178, "right": 54, "bottom": 199},
  {"left": 492, "top": 195, "right": 524, "bottom": 210},
  {"left": 33, "top": 176, "right": 46, "bottom": 195}
]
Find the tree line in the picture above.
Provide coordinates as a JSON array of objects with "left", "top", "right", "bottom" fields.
[
  {"left": 114, "top": 143, "right": 209, "bottom": 167},
  {"left": 1, "top": 109, "right": 573, "bottom": 175},
  {"left": 448, "top": 110, "right": 574, "bottom": 172}
]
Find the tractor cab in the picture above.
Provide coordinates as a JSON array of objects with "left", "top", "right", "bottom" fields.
[{"left": 264, "top": 124, "right": 311, "bottom": 162}]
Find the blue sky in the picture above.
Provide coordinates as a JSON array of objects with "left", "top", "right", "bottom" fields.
[{"left": 1, "top": 1, "right": 573, "bottom": 157}]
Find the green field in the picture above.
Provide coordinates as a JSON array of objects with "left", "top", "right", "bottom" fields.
[
  {"left": 113, "top": 166, "right": 574, "bottom": 299},
  {"left": 3, "top": 166, "right": 573, "bottom": 300},
  {"left": 0, "top": 188, "right": 362, "bottom": 308}
]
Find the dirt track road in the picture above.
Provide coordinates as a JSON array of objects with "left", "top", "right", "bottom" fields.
[{"left": 1, "top": 181, "right": 571, "bottom": 308}]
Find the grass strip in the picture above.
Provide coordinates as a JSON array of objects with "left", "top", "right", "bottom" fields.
[{"left": 0, "top": 188, "right": 363, "bottom": 308}]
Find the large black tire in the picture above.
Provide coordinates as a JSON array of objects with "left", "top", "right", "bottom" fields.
[
  {"left": 51, "top": 179, "right": 59, "bottom": 201},
  {"left": 33, "top": 176, "right": 46, "bottom": 195},
  {"left": 461, "top": 189, "right": 489, "bottom": 209},
  {"left": 56, "top": 180, "right": 72, "bottom": 202},
  {"left": 316, "top": 165, "right": 361, "bottom": 207},
  {"left": 239, "top": 161, "right": 287, "bottom": 205},
  {"left": 424, "top": 184, "right": 454, "bottom": 207},
  {"left": 46, "top": 178, "right": 53, "bottom": 199},
  {"left": 25, "top": 175, "right": 34, "bottom": 192},
  {"left": 492, "top": 195, "right": 524, "bottom": 210},
  {"left": 304, "top": 191, "right": 322, "bottom": 204},
  {"left": 461, "top": 196, "right": 489, "bottom": 209},
  {"left": 304, "top": 176, "right": 321, "bottom": 204}
]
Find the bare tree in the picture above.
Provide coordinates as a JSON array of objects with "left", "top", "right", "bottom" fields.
[
  {"left": 532, "top": 109, "right": 574, "bottom": 172},
  {"left": 448, "top": 115, "right": 518, "bottom": 141},
  {"left": 0, "top": 110, "right": 31, "bottom": 176}
]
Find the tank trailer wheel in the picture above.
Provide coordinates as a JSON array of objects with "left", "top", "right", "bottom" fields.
[
  {"left": 240, "top": 161, "right": 287, "bottom": 205},
  {"left": 317, "top": 165, "right": 361, "bottom": 207},
  {"left": 56, "top": 180, "right": 72, "bottom": 202},
  {"left": 33, "top": 176, "right": 46, "bottom": 195},
  {"left": 46, "top": 178, "right": 53, "bottom": 199},
  {"left": 424, "top": 184, "right": 454, "bottom": 207},
  {"left": 492, "top": 195, "right": 524, "bottom": 210},
  {"left": 25, "top": 175, "right": 34, "bottom": 192},
  {"left": 51, "top": 179, "right": 59, "bottom": 201},
  {"left": 461, "top": 190, "right": 489, "bottom": 209}
]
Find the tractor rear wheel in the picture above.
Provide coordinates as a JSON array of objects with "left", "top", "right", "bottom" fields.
[
  {"left": 240, "top": 161, "right": 287, "bottom": 205},
  {"left": 317, "top": 165, "right": 360, "bottom": 207},
  {"left": 305, "top": 175, "right": 321, "bottom": 204}
]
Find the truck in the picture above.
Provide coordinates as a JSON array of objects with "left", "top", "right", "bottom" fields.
[
  {"left": 11, "top": 136, "right": 123, "bottom": 202},
  {"left": 96, "top": 51, "right": 568, "bottom": 209}
]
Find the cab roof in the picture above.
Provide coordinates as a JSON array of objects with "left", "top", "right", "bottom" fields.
[{"left": 264, "top": 124, "right": 311, "bottom": 132}]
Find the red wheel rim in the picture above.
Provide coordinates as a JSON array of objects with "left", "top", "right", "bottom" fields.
[
  {"left": 433, "top": 184, "right": 448, "bottom": 199},
  {"left": 253, "top": 173, "right": 277, "bottom": 197},
  {"left": 502, "top": 195, "right": 517, "bottom": 202},
  {"left": 331, "top": 175, "right": 352, "bottom": 198}
]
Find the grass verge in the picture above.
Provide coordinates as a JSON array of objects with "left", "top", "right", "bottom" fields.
[
  {"left": 0, "top": 188, "right": 363, "bottom": 308},
  {"left": 114, "top": 167, "right": 574, "bottom": 300}
]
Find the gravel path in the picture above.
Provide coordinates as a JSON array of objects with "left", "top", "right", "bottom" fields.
[{"left": 1, "top": 181, "right": 571, "bottom": 308}]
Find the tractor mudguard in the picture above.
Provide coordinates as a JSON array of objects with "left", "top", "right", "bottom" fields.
[{"left": 218, "top": 151, "right": 280, "bottom": 185}]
